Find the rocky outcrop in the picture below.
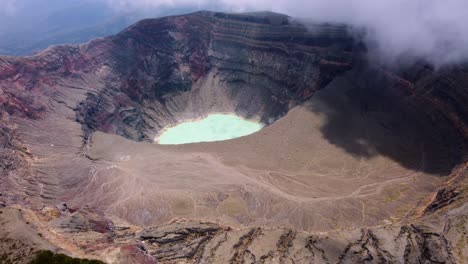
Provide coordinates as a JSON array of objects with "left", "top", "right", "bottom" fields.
[
  {"left": 17, "top": 194, "right": 465, "bottom": 264},
  {"left": 131, "top": 221, "right": 461, "bottom": 264}
]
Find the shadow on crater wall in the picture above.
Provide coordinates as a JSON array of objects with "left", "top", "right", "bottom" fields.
[{"left": 305, "top": 65, "right": 467, "bottom": 176}]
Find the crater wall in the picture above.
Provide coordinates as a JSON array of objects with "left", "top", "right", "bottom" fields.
[{"left": 0, "top": 11, "right": 467, "bottom": 263}]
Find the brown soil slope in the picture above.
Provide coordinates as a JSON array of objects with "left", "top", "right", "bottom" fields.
[{"left": 0, "top": 11, "right": 467, "bottom": 263}]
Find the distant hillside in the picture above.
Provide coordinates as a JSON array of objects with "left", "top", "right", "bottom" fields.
[{"left": 0, "top": 1, "right": 196, "bottom": 56}]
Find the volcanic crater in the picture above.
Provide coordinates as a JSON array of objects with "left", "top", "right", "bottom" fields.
[{"left": 0, "top": 11, "right": 467, "bottom": 264}]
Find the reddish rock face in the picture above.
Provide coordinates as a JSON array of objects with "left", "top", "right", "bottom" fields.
[{"left": 0, "top": 11, "right": 467, "bottom": 264}]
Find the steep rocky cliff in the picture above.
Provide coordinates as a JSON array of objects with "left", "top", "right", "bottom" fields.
[
  {"left": 72, "top": 11, "right": 354, "bottom": 142},
  {"left": 0, "top": 11, "right": 466, "bottom": 263}
]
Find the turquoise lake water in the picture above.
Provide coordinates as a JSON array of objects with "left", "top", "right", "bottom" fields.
[{"left": 157, "top": 114, "right": 264, "bottom": 145}]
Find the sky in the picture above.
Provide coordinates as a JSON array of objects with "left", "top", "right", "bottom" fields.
[{"left": 1, "top": 0, "right": 468, "bottom": 66}]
